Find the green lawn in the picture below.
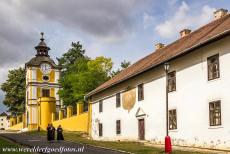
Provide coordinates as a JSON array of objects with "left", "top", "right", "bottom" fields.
[
  {"left": 26, "top": 131, "right": 207, "bottom": 154},
  {"left": 0, "top": 136, "right": 31, "bottom": 154}
]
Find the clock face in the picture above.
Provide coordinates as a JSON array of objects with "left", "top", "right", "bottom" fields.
[{"left": 40, "top": 63, "right": 51, "bottom": 74}]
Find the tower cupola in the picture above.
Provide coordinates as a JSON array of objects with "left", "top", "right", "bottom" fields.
[{"left": 35, "top": 32, "right": 50, "bottom": 57}]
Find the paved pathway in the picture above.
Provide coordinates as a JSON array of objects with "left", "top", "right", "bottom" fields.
[{"left": 0, "top": 133, "right": 125, "bottom": 154}]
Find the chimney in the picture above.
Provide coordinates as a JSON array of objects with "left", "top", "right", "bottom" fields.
[
  {"left": 155, "top": 43, "right": 165, "bottom": 50},
  {"left": 214, "top": 8, "right": 228, "bottom": 19},
  {"left": 180, "top": 29, "right": 191, "bottom": 38}
]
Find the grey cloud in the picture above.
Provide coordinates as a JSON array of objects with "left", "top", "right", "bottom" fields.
[
  {"left": 0, "top": 34, "right": 34, "bottom": 66},
  {"left": 22, "top": 0, "right": 140, "bottom": 39},
  {"left": 0, "top": 0, "right": 145, "bottom": 67},
  {"left": 0, "top": 91, "right": 7, "bottom": 113},
  {"left": 0, "top": 1, "right": 38, "bottom": 66}
]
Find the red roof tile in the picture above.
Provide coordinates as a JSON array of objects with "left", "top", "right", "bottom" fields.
[{"left": 87, "top": 14, "right": 230, "bottom": 97}]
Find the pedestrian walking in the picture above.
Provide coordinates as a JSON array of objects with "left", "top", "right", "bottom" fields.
[
  {"left": 50, "top": 124, "right": 56, "bottom": 142},
  {"left": 57, "top": 125, "right": 64, "bottom": 141},
  {"left": 47, "top": 124, "right": 52, "bottom": 142}
]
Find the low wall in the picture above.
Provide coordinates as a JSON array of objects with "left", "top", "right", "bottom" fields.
[
  {"left": 52, "top": 112, "right": 89, "bottom": 132},
  {"left": 8, "top": 122, "right": 23, "bottom": 131}
]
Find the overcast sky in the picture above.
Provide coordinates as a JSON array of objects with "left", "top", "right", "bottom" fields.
[{"left": 0, "top": 0, "right": 229, "bottom": 112}]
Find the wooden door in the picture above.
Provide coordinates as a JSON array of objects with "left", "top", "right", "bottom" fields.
[{"left": 138, "top": 119, "right": 145, "bottom": 140}]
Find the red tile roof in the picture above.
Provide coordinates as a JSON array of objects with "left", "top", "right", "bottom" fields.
[
  {"left": 0, "top": 112, "right": 8, "bottom": 116},
  {"left": 87, "top": 14, "right": 230, "bottom": 97}
]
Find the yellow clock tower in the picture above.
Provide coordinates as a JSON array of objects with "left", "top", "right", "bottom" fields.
[{"left": 25, "top": 33, "right": 61, "bottom": 130}]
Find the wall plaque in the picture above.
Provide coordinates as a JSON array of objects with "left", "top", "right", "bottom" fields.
[{"left": 122, "top": 88, "right": 136, "bottom": 112}]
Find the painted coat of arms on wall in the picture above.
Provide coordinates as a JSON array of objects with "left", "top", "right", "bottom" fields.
[{"left": 122, "top": 88, "right": 136, "bottom": 112}]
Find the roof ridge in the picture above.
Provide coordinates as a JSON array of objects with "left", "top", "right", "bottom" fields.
[
  {"left": 163, "top": 14, "right": 230, "bottom": 51},
  {"left": 87, "top": 14, "right": 230, "bottom": 97},
  {"left": 188, "top": 14, "right": 230, "bottom": 42},
  {"left": 122, "top": 15, "right": 230, "bottom": 72},
  {"left": 108, "top": 16, "right": 229, "bottom": 82}
]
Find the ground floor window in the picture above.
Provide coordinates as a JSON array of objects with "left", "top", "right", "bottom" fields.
[
  {"left": 99, "top": 123, "right": 103, "bottom": 137},
  {"left": 116, "top": 120, "right": 121, "bottom": 135},
  {"left": 209, "top": 100, "right": 221, "bottom": 126},
  {"left": 169, "top": 109, "right": 177, "bottom": 130}
]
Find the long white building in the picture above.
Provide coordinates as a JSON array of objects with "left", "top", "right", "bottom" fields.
[{"left": 86, "top": 9, "right": 230, "bottom": 150}]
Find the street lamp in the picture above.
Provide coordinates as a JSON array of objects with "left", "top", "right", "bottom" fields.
[{"left": 164, "top": 62, "right": 172, "bottom": 153}]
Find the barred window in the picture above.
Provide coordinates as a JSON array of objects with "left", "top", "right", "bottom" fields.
[
  {"left": 169, "top": 109, "right": 177, "bottom": 130},
  {"left": 209, "top": 101, "right": 221, "bottom": 126},
  {"left": 42, "top": 89, "right": 50, "bottom": 97},
  {"left": 99, "top": 100, "right": 103, "bottom": 113},
  {"left": 116, "top": 93, "right": 121, "bottom": 108},
  {"left": 116, "top": 120, "right": 121, "bottom": 135},
  {"left": 138, "top": 83, "right": 144, "bottom": 101},
  {"left": 207, "top": 54, "right": 220, "bottom": 81},
  {"left": 168, "top": 71, "right": 176, "bottom": 92},
  {"left": 99, "top": 123, "right": 103, "bottom": 137}
]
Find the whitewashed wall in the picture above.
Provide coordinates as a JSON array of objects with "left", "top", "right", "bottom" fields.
[
  {"left": 91, "top": 36, "right": 230, "bottom": 150},
  {"left": 0, "top": 116, "right": 9, "bottom": 129}
]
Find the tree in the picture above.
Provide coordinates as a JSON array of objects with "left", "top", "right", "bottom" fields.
[
  {"left": 87, "top": 56, "right": 113, "bottom": 75},
  {"left": 58, "top": 42, "right": 113, "bottom": 106},
  {"left": 59, "top": 57, "right": 89, "bottom": 106},
  {"left": 58, "top": 42, "right": 88, "bottom": 106},
  {"left": 58, "top": 41, "right": 86, "bottom": 75},
  {"left": 111, "top": 60, "right": 131, "bottom": 77},
  {"left": 1, "top": 67, "right": 26, "bottom": 115},
  {"left": 121, "top": 60, "right": 131, "bottom": 69}
]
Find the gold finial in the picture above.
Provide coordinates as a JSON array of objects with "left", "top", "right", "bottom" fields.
[{"left": 40, "top": 32, "right": 44, "bottom": 41}]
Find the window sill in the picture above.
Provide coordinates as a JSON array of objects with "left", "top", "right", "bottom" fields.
[
  {"left": 168, "top": 90, "right": 177, "bottom": 94},
  {"left": 208, "top": 125, "right": 223, "bottom": 129},
  {"left": 207, "top": 77, "right": 221, "bottom": 83},
  {"left": 169, "top": 129, "right": 178, "bottom": 132}
]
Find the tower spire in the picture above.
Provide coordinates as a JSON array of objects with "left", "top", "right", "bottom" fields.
[
  {"left": 35, "top": 32, "right": 50, "bottom": 57},
  {"left": 40, "top": 32, "right": 44, "bottom": 41}
]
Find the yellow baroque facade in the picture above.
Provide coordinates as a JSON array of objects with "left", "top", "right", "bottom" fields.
[
  {"left": 21, "top": 33, "right": 91, "bottom": 133},
  {"left": 25, "top": 33, "right": 61, "bottom": 131}
]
